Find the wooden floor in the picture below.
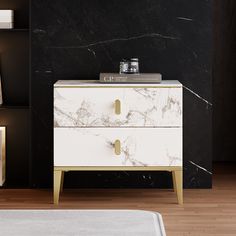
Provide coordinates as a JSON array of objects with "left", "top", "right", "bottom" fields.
[{"left": 0, "top": 163, "right": 236, "bottom": 235}]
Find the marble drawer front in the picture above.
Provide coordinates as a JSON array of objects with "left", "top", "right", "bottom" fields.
[
  {"left": 54, "top": 128, "right": 182, "bottom": 167},
  {"left": 54, "top": 87, "right": 182, "bottom": 127}
]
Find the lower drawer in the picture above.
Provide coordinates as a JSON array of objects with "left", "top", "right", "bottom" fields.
[{"left": 54, "top": 128, "right": 182, "bottom": 167}]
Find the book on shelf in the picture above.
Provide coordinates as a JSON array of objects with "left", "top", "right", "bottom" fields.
[{"left": 0, "top": 74, "right": 2, "bottom": 105}]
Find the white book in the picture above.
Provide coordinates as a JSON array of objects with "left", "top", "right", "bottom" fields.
[
  {"left": 0, "top": 75, "right": 2, "bottom": 105},
  {"left": 0, "top": 10, "right": 14, "bottom": 29},
  {"left": 0, "top": 127, "right": 6, "bottom": 186}
]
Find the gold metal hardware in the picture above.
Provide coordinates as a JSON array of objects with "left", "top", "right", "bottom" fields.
[
  {"left": 115, "top": 99, "right": 121, "bottom": 115},
  {"left": 114, "top": 139, "right": 121, "bottom": 155},
  {"left": 54, "top": 166, "right": 183, "bottom": 204}
]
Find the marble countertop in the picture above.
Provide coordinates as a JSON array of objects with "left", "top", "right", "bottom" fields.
[{"left": 54, "top": 80, "right": 182, "bottom": 87}]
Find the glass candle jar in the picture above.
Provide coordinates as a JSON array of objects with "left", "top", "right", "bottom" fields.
[{"left": 119, "top": 58, "right": 139, "bottom": 74}]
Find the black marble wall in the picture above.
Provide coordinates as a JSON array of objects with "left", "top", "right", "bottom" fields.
[
  {"left": 31, "top": 0, "right": 212, "bottom": 188},
  {"left": 213, "top": 0, "right": 236, "bottom": 162}
]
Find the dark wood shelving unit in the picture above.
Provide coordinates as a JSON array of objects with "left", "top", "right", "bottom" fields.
[
  {"left": 0, "top": 105, "right": 29, "bottom": 110},
  {"left": 0, "top": 28, "right": 29, "bottom": 32},
  {"left": 0, "top": 0, "right": 30, "bottom": 187}
]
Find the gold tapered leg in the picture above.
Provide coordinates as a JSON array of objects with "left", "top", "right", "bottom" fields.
[
  {"left": 54, "top": 170, "right": 62, "bottom": 204},
  {"left": 60, "top": 171, "right": 64, "bottom": 193},
  {"left": 172, "top": 171, "right": 176, "bottom": 192},
  {"left": 174, "top": 170, "right": 183, "bottom": 204}
]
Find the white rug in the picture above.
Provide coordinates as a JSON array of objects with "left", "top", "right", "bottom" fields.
[{"left": 0, "top": 210, "right": 166, "bottom": 236}]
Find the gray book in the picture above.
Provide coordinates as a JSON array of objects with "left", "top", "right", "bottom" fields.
[{"left": 100, "top": 73, "right": 162, "bottom": 83}]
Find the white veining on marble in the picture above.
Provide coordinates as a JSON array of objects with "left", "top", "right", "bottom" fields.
[
  {"left": 84, "top": 131, "right": 147, "bottom": 166},
  {"left": 189, "top": 161, "right": 212, "bottom": 175},
  {"left": 177, "top": 17, "right": 193, "bottom": 21},
  {"left": 49, "top": 33, "right": 180, "bottom": 49},
  {"left": 167, "top": 151, "right": 182, "bottom": 166},
  {"left": 54, "top": 87, "right": 182, "bottom": 127},
  {"left": 87, "top": 48, "right": 96, "bottom": 58},
  {"left": 161, "top": 96, "right": 182, "bottom": 119},
  {"left": 133, "top": 88, "right": 158, "bottom": 100},
  {"left": 33, "top": 29, "right": 47, "bottom": 34},
  {"left": 183, "top": 85, "right": 212, "bottom": 106},
  {"left": 93, "top": 129, "right": 181, "bottom": 166},
  {"left": 121, "top": 137, "right": 147, "bottom": 166}
]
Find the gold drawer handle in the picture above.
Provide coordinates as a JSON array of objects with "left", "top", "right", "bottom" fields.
[
  {"left": 114, "top": 140, "right": 121, "bottom": 155},
  {"left": 115, "top": 99, "right": 121, "bottom": 115}
]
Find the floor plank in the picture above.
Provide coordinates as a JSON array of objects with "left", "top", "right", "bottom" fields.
[{"left": 0, "top": 163, "right": 236, "bottom": 235}]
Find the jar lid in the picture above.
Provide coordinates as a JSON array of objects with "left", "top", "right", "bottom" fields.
[{"left": 130, "top": 58, "right": 139, "bottom": 61}]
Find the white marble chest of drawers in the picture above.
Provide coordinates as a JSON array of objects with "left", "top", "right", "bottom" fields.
[{"left": 54, "top": 80, "right": 183, "bottom": 204}]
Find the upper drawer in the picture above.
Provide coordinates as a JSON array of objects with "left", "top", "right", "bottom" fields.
[{"left": 54, "top": 87, "right": 182, "bottom": 127}]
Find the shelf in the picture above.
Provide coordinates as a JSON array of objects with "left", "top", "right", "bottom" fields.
[
  {"left": 0, "top": 28, "right": 29, "bottom": 32},
  {"left": 0, "top": 105, "right": 29, "bottom": 110}
]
